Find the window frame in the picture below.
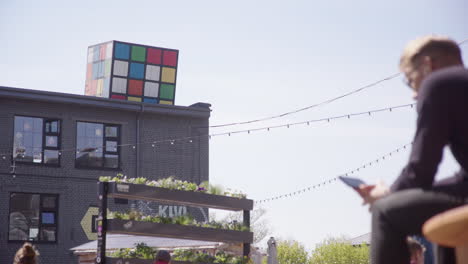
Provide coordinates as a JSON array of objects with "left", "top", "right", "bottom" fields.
[
  {"left": 12, "top": 115, "right": 62, "bottom": 167},
  {"left": 8, "top": 192, "right": 59, "bottom": 244},
  {"left": 75, "top": 121, "right": 121, "bottom": 170}
]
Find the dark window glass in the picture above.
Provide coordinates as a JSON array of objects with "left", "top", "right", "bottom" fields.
[
  {"left": 45, "top": 120, "right": 59, "bottom": 133},
  {"left": 104, "top": 154, "right": 119, "bottom": 168},
  {"left": 9, "top": 193, "right": 58, "bottom": 242},
  {"left": 41, "top": 212, "right": 55, "bottom": 224},
  {"left": 42, "top": 196, "right": 56, "bottom": 209},
  {"left": 44, "top": 150, "right": 59, "bottom": 165},
  {"left": 40, "top": 226, "right": 56, "bottom": 241},
  {"left": 13, "top": 116, "right": 61, "bottom": 165},
  {"left": 105, "top": 126, "right": 118, "bottom": 137},
  {"left": 76, "top": 122, "right": 119, "bottom": 169},
  {"left": 45, "top": 136, "right": 57, "bottom": 147},
  {"left": 106, "top": 141, "right": 117, "bottom": 152},
  {"left": 14, "top": 117, "right": 42, "bottom": 163}
]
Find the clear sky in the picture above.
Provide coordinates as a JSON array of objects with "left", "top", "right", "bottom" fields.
[{"left": 1, "top": 0, "right": 468, "bottom": 250}]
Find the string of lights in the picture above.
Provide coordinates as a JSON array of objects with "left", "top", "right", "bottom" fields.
[
  {"left": 210, "top": 72, "right": 401, "bottom": 128},
  {"left": 0, "top": 103, "right": 415, "bottom": 159},
  {"left": 210, "top": 38, "right": 468, "bottom": 129},
  {"left": 255, "top": 142, "right": 413, "bottom": 204}
]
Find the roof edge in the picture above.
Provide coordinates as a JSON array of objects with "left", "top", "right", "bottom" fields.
[{"left": 0, "top": 86, "right": 211, "bottom": 119}]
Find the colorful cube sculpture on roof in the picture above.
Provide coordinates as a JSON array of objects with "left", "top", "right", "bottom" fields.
[{"left": 85, "top": 41, "right": 178, "bottom": 105}]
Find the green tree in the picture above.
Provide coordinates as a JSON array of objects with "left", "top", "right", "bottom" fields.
[
  {"left": 309, "top": 237, "right": 369, "bottom": 264},
  {"left": 276, "top": 240, "right": 310, "bottom": 264}
]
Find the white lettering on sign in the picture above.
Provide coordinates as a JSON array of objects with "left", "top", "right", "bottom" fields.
[
  {"left": 123, "top": 221, "right": 133, "bottom": 230},
  {"left": 116, "top": 184, "right": 129, "bottom": 192},
  {"left": 158, "top": 205, "right": 187, "bottom": 217}
]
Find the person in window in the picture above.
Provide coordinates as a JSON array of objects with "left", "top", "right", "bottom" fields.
[
  {"left": 154, "top": 250, "right": 171, "bottom": 264},
  {"left": 13, "top": 242, "right": 39, "bottom": 264},
  {"left": 357, "top": 35, "right": 468, "bottom": 264}
]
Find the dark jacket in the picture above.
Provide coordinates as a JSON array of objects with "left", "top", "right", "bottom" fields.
[{"left": 391, "top": 66, "right": 468, "bottom": 191}]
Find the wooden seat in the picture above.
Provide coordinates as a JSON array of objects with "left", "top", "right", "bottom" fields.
[{"left": 423, "top": 205, "right": 468, "bottom": 264}]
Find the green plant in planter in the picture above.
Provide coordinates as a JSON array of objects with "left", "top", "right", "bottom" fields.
[
  {"left": 214, "top": 251, "right": 233, "bottom": 263},
  {"left": 99, "top": 175, "right": 247, "bottom": 198},
  {"left": 172, "top": 249, "right": 251, "bottom": 264},
  {"left": 174, "top": 215, "right": 195, "bottom": 225},
  {"left": 109, "top": 243, "right": 156, "bottom": 259},
  {"left": 108, "top": 211, "right": 250, "bottom": 232},
  {"left": 172, "top": 249, "right": 195, "bottom": 261},
  {"left": 109, "top": 248, "right": 133, "bottom": 259},
  {"left": 134, "top": 243, "right": 157, "bottom": 259}
]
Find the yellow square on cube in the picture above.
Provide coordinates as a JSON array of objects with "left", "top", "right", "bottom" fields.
[
  {"left": 161, "top": 67, "right": 176, "bottom": 83},
  {"left": 159, "top": 100, "right": 173, "bottom": 105},
  {"left": 128, "top": 96, "right": 142, "bottom": 102},
  {"left": 97, "top": 79, "right": 103, "bottom": 96}
]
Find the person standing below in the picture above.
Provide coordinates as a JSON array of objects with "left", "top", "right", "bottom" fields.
[
  {"left": 154, "top": 250, "right": 171, "bottom": 264},
  {"left": 358, "top": 36, "right": 468, "bottom": 264},
  {"left": 408, "top": 237, "right": 425, "bottom": 264},
  {"left": 13, "top": 243, "right": 39, "bottom": 264}
]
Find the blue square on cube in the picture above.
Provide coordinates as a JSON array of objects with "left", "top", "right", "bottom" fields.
[
  {"left": 143, "top": 98, "right": 158, "bottom": 104},
  {"left": 92, "top": 62, "right": 100, "bottom": 79},
  {"left": 129, "top": 63, "right": 144, "bottom": 79},
  {"left": 93, "top": 46, "right": 100, "bottom": 61},
  {"left": 115, "top": 43, "right": 130, "bottom": 60}
]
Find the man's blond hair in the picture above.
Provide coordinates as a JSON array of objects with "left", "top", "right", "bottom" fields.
[{"left": 399, "top": 35, "right": 462, "bottom": 70}]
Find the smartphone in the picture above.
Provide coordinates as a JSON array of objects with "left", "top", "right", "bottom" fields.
[{"left": 338, "top": 176, "right": 366, "bottom": 189}]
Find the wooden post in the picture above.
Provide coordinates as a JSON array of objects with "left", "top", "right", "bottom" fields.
[
  {"left": 96, "top": 182, "right": 108, "bottom": 264},
  {"left": 243, "top": 210, "right": 251, "bottom": 257}
]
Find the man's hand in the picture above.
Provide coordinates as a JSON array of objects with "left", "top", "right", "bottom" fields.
[{"left": 357, "top": 181, "right": 390, "bottom": 207}]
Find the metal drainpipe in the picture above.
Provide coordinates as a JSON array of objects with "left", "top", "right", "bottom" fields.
[{"left": 136, "top": 104, "right": 144, "bottom": 178}]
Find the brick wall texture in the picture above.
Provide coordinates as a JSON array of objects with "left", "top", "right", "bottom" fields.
[{"left": 0, "top": 89, "right": 210, "bottom": 264}]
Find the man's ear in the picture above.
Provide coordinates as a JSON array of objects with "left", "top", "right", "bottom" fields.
[
  {"left": 422, "top": 55, "right": 437, "bottom": 72},
  {"left": 421, "top": 56, "right": 433, "bottom": 73}
]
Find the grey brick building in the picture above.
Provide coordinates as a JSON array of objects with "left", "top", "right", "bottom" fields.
[{"left": 0, "top": 86, "right": 211, "bottom": 263}]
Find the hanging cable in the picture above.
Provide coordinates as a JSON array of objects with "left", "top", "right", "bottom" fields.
[
  {"left": 209, "top": 39, "right": 468, "bottom": 128},
  {"left": 255, "top": 142, "right": 413, "bottom": 204},
  {"left": 0, "top": 103, "right": 415, "bottom": 158},
  {"left": 210, "top": 73, "right": 401, "bottom": 128}
]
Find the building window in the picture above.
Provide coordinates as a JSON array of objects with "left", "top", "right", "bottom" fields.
[
  {"left": 9, "top": 193, "right": 59, "bottom": 242},
  {"left": 76, "top": 122, "right": 120, "bottom": 169},
  {"left": 13, "top": 116, "right": 61, "bottom": 165}
]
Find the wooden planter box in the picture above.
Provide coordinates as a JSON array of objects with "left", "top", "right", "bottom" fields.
[
  {"left": 106, "top": 258, "right": 237, "bottom": 264},
  {"left": 107, "top": 219, "right": 253, "bottom": 244},
  {"left": 106, "top": 258, "right": 153, "bottom": 264},
  {"left": 106, "top": 182, "right": 253, "bottom": 211}
]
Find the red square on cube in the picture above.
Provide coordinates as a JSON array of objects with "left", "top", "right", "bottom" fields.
[
  {"left": 100, "top": 45, "right": 106, "bottom": 60},
  {"left": 128, "top": 79, "right": 143, "bottom": 96},
  {"left": 162, "top": 50, "right": 177, "bottom": 66},
  {"left": 147, "top": 48, "right": 162, "bottom": 64},
  {"left": 111, "top": 94, "right": 126, "bottom": 100}
]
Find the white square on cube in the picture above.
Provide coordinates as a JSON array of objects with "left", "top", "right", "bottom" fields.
[
  {"left": 112, "top": 77, "right": 127, "bottom": 93},
  {"left": 113, "top": 60, "right": 128, "bottom": 77},
  {"left": 106, "top": 43, "right": 113, "bottom": 59},
  {"left": 146, "top": 65, "right": 160, "bottom": 81},
  {"left": 87, "top": 48, "right": 94, "bottom": 63},
  {"left": 144, "top": 81, "right": 159, "bottom": 97}
]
